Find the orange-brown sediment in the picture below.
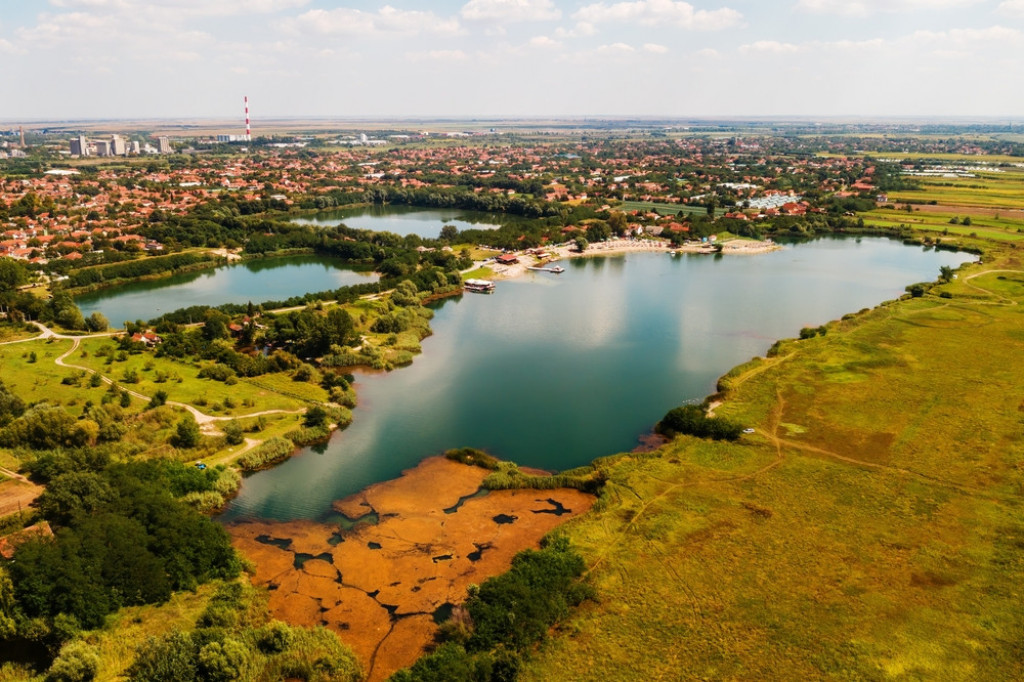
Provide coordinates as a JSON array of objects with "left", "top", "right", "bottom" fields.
[{"left": 229, "top": 457, "right": 594, "bottom": 681}]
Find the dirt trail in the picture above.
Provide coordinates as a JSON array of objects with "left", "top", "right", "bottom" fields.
[{"left": 53, "top": 336, "right": 305, "bottom": 428}]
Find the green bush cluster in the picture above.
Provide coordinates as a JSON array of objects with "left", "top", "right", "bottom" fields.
[
  {"left": 392, "top": 536, "right": 592, "bottom": 682},
  {"left": 656, "top": 404, "right": 744, "bottom": 441},
  {"left": 126, "top": 583, "right": 360, "bottom": 682},
  {"left": 236, "top": 438, "right": 294, "bottom": 472}
]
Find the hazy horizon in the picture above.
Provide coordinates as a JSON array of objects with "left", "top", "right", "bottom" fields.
[{"left": 3, "top": 0, "right": 1023, "bottom": 120}]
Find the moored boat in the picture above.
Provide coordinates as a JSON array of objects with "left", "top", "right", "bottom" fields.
[{"left": 464, "top": 278, "right": 496, "bottom": 293}]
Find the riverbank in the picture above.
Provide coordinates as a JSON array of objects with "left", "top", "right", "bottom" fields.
[
  {"left": 485, "top": 237, "right": 780, "bottom": 280},
  {"left": 519, "top": 249, "right": 1024, "bottom": 680}
]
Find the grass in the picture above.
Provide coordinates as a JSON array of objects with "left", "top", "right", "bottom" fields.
[
  {"left": 461, "top": 266, "right": 495, "bottom": 280},
  {"left": 521, "top": 248, "right": 1024, "bottom": 681},
  {"left": 615, "top": 200, "right": 728, "bottom": 218},
  {"left": 83, "top": 581, "right": 222, "bottom": 680},
  {"left": 71, "top": 337, "right": 310, "bottom": 415},
  {"left": 887, "top": 172, "right": 1024, "bottom": 211},
  {"left": 0, "top": 339, "right": 122, "bottom": 416}
]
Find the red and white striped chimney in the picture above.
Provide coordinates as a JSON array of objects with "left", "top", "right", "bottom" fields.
[{"left": 245, "top": 96, "right": 251, "bottom": 142}]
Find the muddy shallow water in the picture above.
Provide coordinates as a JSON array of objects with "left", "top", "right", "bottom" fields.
[{"left": 228, "top": 457, "right": 594, "bottom": 680}]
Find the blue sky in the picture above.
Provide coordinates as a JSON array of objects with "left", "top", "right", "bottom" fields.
[{"left": 2, "top": 0, "right": 1023, "bottom": 120}]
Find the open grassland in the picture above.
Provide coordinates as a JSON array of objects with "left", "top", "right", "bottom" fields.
[
  {"left": 0, "top": 339, "right": 144, "bottom": 415},
  {"left": 522, "top": 250, "right": 1024, "bottom": 681},
  {"left": 70, "top": 337, "right": 312, "bottom": 415}
]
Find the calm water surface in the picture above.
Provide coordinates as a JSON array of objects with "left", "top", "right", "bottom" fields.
[
  {"left": 222, "top": 237, "right": 973, "bottom": 522},
  {"left": 75, "top": 255, "right": 377, "bottom": 326},
  {"left": 289, "top": 205, "right": 514, "bottom": 238}
]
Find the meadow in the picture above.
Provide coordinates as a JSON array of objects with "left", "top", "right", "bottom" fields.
[{"left": 521, "top": 248, "right": 1024, "bottom": 680}]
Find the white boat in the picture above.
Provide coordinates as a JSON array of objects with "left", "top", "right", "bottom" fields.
[
  {"left": 549, "top": 266, "right": 565, "bottom": 273},
  {"left": 464, "top": 278, "right": 495, "bottom": 293}
]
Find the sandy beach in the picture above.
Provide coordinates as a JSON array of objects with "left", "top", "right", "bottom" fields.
[{"left": 484, "top": 237, "right": 781, "bottom": 280}]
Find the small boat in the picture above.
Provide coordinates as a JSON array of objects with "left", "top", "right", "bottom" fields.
[
  {"left": 464, "top": 278, "right": 495, "bottom": 293},
  {"left": 549, "top": 266, "right": 565, "bottom": 273}
]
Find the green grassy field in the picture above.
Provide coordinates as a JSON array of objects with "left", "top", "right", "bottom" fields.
[
  {"left": 70, "top": 338, "right": 311, "bottom": 416},
  {"left": 862, "top": 208, "right": 1024, "bottom": 242},
  {"left": 615, "top": 200, "right": 727, "bottom": 218},
  {"left": 522, "top": 251, "right": 1024, "bottom": 681},
  {"left": 888, "top": 171, "right": 1024, "bottom": 211}
]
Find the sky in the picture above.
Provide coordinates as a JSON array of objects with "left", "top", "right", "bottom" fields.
[{"left": 2, "top": 0, "right": 1023, "bottom": 121}]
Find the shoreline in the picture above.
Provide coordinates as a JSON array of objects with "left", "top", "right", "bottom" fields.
[{"left": 484, "top": 237, "right": 781, "bottom": 280}]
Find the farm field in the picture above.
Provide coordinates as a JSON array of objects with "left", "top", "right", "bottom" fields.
[
  {"left": 865, "top": 170, "right": 1024, "bottom": 242},
  {"left": 522, "top": 250, "right": 1024, "bottom": 680},
  {"left": 615, "top": 200, "right": 727, "bottom": 218},
  {"left": 886, "top": 171, "right": 1024, "bottom": 211}
]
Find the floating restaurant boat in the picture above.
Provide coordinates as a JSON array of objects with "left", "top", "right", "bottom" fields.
[{"left": 464, "top": 278, "right": 496, "bottom": 293}]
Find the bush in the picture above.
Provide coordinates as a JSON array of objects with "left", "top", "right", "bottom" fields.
[
  {"left": 46, "top": 641, "right": 101, "bottom": 682},
  {"left": 656, "top": 404, "right": 744, "bottom": 441},
  {"left": 223, "top": 421, "right": 244, "bottom": 446},
  {"left": 236, "top": 438, "right": 294, "bottom": 472},
  {"left": 172, "top": 415, "right": 202, "bottom": 448}
]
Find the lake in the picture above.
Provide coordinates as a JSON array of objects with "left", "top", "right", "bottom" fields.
[
  {"left": 289, "top": 205, "right": 517, "bottom": 238},
  {"left": 221, "top": 237, "right": 974, "bottom": 522},
  {"left": 75, "top": 255, "right": 378, "bottom": 327}
]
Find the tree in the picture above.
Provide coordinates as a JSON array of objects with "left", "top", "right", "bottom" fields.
[
  {"left": 439, "top": 224, "right": 459, "bottom": 242},
  {"left": 574, "top": 237, "right": 588, "bottom": 253},
  {"left": 303, "top": 405, "right": 328, "bottom": 429},
  {"left": 172, "top": 415, "right": 201, "bottom": 448},
  {"left": 0, "top": 257, "right": 29, "bottom": 290},
  {"left": 223, "top": 421, "right": 244, "bottom": 446},
  {"left": 607, "top": 211, "right": 628, "bottom": 236},
  {"left": 84, "top": 312, "right": 108, "bottom": 332},
  {"left": 939, "top": 265, "right": 954, "bottom": 283}
]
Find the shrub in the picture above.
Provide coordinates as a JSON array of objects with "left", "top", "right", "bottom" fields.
[
  {"left": 46, "top": 641, "right": 101, "bottom": 682},
  {"left": 656, "top": 404, "right": 744, "bottom": 441},
  {"left": 237, "top": 437, "right": 294, "bottom": 472}
]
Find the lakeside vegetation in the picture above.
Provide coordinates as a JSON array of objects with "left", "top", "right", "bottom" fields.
[{"left": 2, "top": 126, "right": 1023, "bottom": 679}]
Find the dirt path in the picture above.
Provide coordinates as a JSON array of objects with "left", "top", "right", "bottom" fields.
[
  {"left": 962, "top": 268, "right": 1021, "bottom": 305},
  {"left": 53, "top": 336, "right": 305, "bottom": 428}
]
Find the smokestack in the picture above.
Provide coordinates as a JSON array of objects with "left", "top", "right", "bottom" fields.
[
  {"left": 19, "top": 126, "right": 25, "bottom": 148},
  {"left": 245, "top": 96, "right": 251, "bottom": 142}
]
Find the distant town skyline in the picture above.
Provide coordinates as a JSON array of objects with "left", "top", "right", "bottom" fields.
[{"left": 3, "top": 0, "right": 1023, "bottom": 120}]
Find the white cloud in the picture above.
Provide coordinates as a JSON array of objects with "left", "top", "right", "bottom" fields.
[
  {"left": 285, "top": 6, "right": 461, "bottom": 37},
  {"left": 597, "top": 42, "right": 635, "bottom": 53},
  {"left": 997, "top": 0, "right": 1024, "bottom": 17},
  {"left": 554, "top": 22, "right": 596, "bottom": 38},
  {"left": 643, "top": 42, "right": 668, "bottom": 53},
  {"left": 461, "top": 0, "right": 561, "bottom": 22},
  {"left": 739, "top": 40, "right": 802, "bottom": 54},
  {"left": 573, "top": 0, "right": 742, "bottom": 30},
  {"left": 529, "top": 35, "right": 563, "bottom": 48},
  {"left": 407, "top": 49, "right": 468, "bottom": 61},
  {"left": 50, "top": 0, "right": 310, "bottom": 17},
  {"left": 795, "top": 0, "right": 982, "bottom": 17}
]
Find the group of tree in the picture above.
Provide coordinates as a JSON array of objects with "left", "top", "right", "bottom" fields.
[
  {"left": 391, "top": 535, "right": 593, "bottom": 682},
  {"left": 2, "top": 458, "right": 239, "bottom": 644},
  {"left": 656, "top": 404, "right": 745, "bottom": 441}
]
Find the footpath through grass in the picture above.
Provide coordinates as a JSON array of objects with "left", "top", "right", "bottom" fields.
[{"left": 522, "top": 248, "right": 1024, "bottom": 681}]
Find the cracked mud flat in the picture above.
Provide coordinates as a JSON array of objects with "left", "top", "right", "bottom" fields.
[{"left": 228, "top": 457, "right": 595, "bottom": 681}]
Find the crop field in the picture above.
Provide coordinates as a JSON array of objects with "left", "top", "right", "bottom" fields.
[
  {"left": 887, "top": 171, "right": 1024, "bottom": 211},
  {"left": 522, "top": 249, "right": 1024, "bottom": 681},
  {"left": 615, "top": 200, "right": 727, "bottom": 218}
]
